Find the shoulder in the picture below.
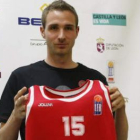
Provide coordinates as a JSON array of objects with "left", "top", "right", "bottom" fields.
[
  {"left": 5, "top": 60, "right": 46, "bottom": 90},
  {"left": 78, "top": 63, "right": 103, "bottom": 75},
  {"left": 12, "top": 60, "right": 44, "bottom": 75},
  {"left": 78, "top": 63, "right": 108, "bottom": 85}
]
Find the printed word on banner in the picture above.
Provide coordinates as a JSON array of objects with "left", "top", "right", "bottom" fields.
[
  {"left": 107, "top": 61, "right": 115, "bottom": 83},
  {"left": 30, "top": 39, "right": 46, "bottom": 46},
  {"left": 93, "top": 14, "right": 126, "bottom": 26}
]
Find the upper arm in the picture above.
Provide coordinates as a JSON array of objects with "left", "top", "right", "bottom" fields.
[{"left": 0, "top": 72, "right": 18, "bottom": 125}]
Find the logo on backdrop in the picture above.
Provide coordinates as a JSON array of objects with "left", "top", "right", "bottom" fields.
[
  {"left": 97, "top": 38, "right": 105, "bottom": 53},
  {"left": 96, "top": 37, "right": 124, "bottom": 53},
  {"left": 93, "top": 14, "right": 126, "bottom": 26},
  {"left": 107, "top": 60, "right": 115, "bottom": 83},
  {"left": 18, "top": 3, "right": 49, "bottom": 46},
  {"left": 40, "top": 3, "right": 49, "bottom": 11},
  {"left": 18, "top": 17, "right": 41, "bottom": 26},
  {"left": 18, "top": 3, "right": 49, "bottom": 26}
]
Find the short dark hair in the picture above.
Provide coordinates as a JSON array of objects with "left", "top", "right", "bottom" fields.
[{"left": 41, "top": 0, "right": 79, "bottom": 28}]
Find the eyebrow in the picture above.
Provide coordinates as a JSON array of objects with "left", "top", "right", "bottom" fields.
[
  {"left": 48, "top": 24, "right": 58, "bottom": 27},
  {"left": 48, "top": 24, "right": 75, "bottom": 27},
  {"left": 65, "top": 24, "right": 74, "bottom": 26}
]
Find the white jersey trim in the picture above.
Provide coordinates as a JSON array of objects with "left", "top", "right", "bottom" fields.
[
  {"left": 99, "top": 81, "right": 112, "bottom": 113},
  {"left": 26, "top": 86, "right": 34, "bottom": 123},
  {"left": 39, "top": 80, "right": 93, "bottom": 102},
  {"left": 45, "top": 81, "right": 89, "bottom": 97}
]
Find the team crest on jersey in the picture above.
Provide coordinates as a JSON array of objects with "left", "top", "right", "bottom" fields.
[{"left": 94, "top": 95, "right": 103, "bottom": 115}]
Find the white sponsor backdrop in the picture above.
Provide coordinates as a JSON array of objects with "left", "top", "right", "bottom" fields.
[{"left": 0, "top": 0, "right": 140, "bottom": 139}]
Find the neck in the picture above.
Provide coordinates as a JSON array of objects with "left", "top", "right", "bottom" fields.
[{"left": 45, "top": 54, "right": 78, "bottom": 69}]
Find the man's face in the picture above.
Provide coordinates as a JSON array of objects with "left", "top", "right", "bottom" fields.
[{"left": 41, "top": 10, "right": 79, "bottom": 56}]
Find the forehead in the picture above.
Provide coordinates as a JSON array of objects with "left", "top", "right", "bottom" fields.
[{"left": 46, "top": 10, "right": 76, "bottom": 26}]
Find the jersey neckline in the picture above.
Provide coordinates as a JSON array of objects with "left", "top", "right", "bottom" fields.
[{"left": 39, "top": 80, "right": 93, "bottom": 102}]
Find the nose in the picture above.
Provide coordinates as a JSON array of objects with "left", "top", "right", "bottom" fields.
[{"left": 58, "top": 29, "right": 66, "bottom": 42}]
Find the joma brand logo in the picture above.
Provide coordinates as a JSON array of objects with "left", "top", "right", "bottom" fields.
[{"left": 38, "top": 103, "right": 53, "bottom": 107}]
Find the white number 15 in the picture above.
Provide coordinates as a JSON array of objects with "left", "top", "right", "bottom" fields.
[{"left": 62, "top": 116, "right": 85, "bottom": 136}]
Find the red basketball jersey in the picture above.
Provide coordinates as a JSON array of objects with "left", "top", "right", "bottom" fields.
[{"left": 26, "top": 80, "right": 116, "bottom": 140}]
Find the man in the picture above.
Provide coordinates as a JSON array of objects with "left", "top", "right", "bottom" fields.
[{"left": 0, "top": 0, "right": 128, "bottom": 140}]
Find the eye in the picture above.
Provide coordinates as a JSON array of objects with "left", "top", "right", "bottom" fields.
[
  {"left": 65, "top": 26, "right": 73, "bottom": 30},
  {"left": 49, "top": 25, "right": 58, "bottom": 30}
]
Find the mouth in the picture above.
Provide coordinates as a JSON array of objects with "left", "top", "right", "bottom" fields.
[{"left": 55, "top": 44, "right": 68, "bottom": 48}]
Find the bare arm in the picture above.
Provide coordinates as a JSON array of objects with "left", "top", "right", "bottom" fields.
[
  {"left": 115, "top": 106, "right": 128, "bottom": 140},
  {"left": 0, "top": 87, "right": 28, "bottom": 140},
  {"left": 110, "top": 87, "right": 128, "bottom": 140}
]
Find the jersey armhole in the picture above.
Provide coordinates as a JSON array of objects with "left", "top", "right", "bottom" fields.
[{"left": 99, "top": 81, "right": 113, "bottom": 113}]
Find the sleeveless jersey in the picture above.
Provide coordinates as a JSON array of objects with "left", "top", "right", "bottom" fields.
[{"left": 26, "top": 80, "right": 116, "bottom": 140}]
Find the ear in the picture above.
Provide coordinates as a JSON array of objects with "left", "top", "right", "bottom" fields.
[
  {"left": 40, "top": 26, "right": 45, "bottom": 38},
  {"left": 76, "top": 26, "right": 79, "bottom": 38}
]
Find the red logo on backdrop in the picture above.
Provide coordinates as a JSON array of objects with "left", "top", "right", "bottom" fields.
[{"left": 96, "top": 38, "right": 105, "bottom": 53}]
